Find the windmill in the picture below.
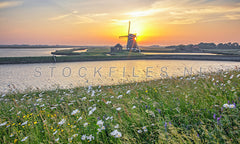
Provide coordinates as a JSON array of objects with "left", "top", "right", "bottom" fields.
[{"left": 119, "top": 21, "right": 140, "bottom": 51}]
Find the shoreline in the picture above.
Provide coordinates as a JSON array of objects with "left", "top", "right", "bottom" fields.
[{"left": 0, "top": 54, "right": 240, "bottom": 65}]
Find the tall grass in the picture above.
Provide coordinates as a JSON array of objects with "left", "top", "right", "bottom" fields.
[{"left": 0, "top": 69, "right": 239, "bottom": 143}]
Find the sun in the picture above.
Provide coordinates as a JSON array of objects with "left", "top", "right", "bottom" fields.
[{"left": 129, "top": 21, "right": 147, "bottom": 41}]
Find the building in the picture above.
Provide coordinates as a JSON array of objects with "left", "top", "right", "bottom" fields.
[{"left": 110, "top": 43, "right": 123, "bottom": 53}]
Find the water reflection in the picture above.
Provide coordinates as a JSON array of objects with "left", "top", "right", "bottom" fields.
[
  {"left": 142, "top": 52, "right": 220, "bottom": 55},
  {"left": 0, "top": 60, "right": 239, "bottom": 94},
  {"left": 0, "top": 48, "right": 74, "bottom": 57}
]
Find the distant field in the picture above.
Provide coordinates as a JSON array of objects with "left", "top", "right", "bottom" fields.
[
  {"left": 203, "top": 49, "right": 240, "bottom": 55},
  {"left": 140, "top": 46, "right": 175, "bottom": 52}
]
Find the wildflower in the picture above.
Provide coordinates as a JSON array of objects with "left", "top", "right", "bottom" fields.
[
  {"left": 14, "top": 139, "right": 18, "bottom": 143},
  {"left": 72, "top": 134, "right": 78, "bottom": 137},
  {"left": 110, "top": 130, "right": 122, "bottom": 138},
  {"left": 87, "top": 135, "right": 94, "bottom": 141},
  {"left": 58, "top": 119, "right": 66, "bottom": 125},
  {"left": 97, "top": 120, "right": 104, "bottom": 126},
  {"left": 110, "top": 96, "right": 114, "bottom": 98},
  {"left": 213, "top": 114, "right": 216, "bottom": 119},
  {"left": 229, "top": 104, "right": 235, "bottom": 108},
  {"left": 87, "top": 85, "right": 92, "bottom": 93},
  {"left": 34, "top": 121, "right": 38, "bottom": 124},
  {"left": 53, "top": 130, "right": 58, "bottom": 135},
  {"left": 237, "top": 74, "right": 240, "bottom": 78},
  {"left": 17, "top": 111, "right": 21, "bottom": 115},
  {"left": 157, "top": 109, "right": 161, "bottom": 114},
  {"left": 126, "top": 90, "right": 131, "bottom": 94},
  {"left": 21, "top": 121, "right": 28, "bottom": 126},
  {"left": 137, "top": 130, "right": 142, "bottom": 133},
  {"left": 114, "top": 124, "right": 119, "bottom": 128},
  {"left": 223, "top": 104, "right": 229, "bottom": 108},
  {"left": 68, "top": 103, "right": 73, "bottom": 106},
  {"left": 81, "top": 97, "right": 87, "bottom": 101},
  {"left": 0, "top": 121, "right": 7, "bottom": 127},
  {"left": 68, "top": 135, "right": 75, "bottom": 141},
  {"left": 71, "top": 109, "right": 80, "bottom": 115},
  {"left": 230, "top": 75, "right": 234, "bottom": 79},
  {"left": 100, "top": 125, "right": 106, "bottom": 130},
  {"left": 83, "top": 122, "right": 88, "bottom": 127},
  {"left": 142, "top": 126, "right": 148, "bottom": 132},
  {"left": 91, "top": 90, "right": 95, "bottom": 96},
  {"left": 146, "top": 110, "right": 155, "bottom": 117},
  {"left": 116, "top": 107, "right": 121, "bottom": 111},
  {"left": 21, "top": 136, "right": 28, "bottom": 142},
  {"left": 88, "top": 107, "right": 96, "bottom": 115},
  {"left": 50, "top": 107, "right": 56, "bottom": 110},
  {"left": 77, "top": 116, "right": 82, "bottom": 122},
  {"left": 106, "top": 116, "right": 113, "bottom": 121},
  {"left": 9, "top": 107, "right": 14, "bottom": 111},
  {"left": 81, "top": 135, "right": 87, "bottom": 140},
  {"left": 36, "top": 98, "right": 42, "bottom": 102},
  {"left": 132, "top": 106, "right": 136, "bottom": 109},
  {"left": 217, "top": 117, "right": 221, "bottom": 125},
  {"left": 97, "top": 125, "right": 106, "bottom": 133},
  {"left": 117, "top": 95, "right": 123, "bottom": 99},
  {"left": 106, "top": 101, "right": 111, "bottom": 104},
  {"left": 55, "top": 138, "right": 59, "bottom": 142}
]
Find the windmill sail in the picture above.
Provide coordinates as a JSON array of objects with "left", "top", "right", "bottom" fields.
[
  {"left": 128, "top": 21, "right": 131, "bottom": 35},
  {"left": 119, "top": 21, "right": 139, "bottom": 51}
]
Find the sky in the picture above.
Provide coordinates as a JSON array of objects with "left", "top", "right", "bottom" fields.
[{"left": 0, "top": 0, "right": 240, "bottom": 46}]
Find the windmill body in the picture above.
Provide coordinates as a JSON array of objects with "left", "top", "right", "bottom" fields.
[{"left": 119, "top": 21, "right": 140, "bottom": 52}]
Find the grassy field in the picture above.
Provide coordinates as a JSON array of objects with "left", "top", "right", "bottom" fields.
[
  {"left": 0, "top": 69, "right": 239, "bottom": 143},
  {"left": 51, "top": 47, "right": 142, "bottom": 56},
  {"left": 202, "top": 49, "right": 240, "bottom": 55}
]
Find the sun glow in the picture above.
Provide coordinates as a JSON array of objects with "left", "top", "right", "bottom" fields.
[{"left": 128, "top": 21, "right": 148, "bottom": 42}]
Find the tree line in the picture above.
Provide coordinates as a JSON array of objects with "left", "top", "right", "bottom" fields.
[{"left": 166, "top": 42, "right": 240, "bottom": 50}]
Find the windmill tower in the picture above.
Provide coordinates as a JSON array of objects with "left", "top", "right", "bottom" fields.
[{"left": 119, "top": 21, "right": 139, "bottom": 51}]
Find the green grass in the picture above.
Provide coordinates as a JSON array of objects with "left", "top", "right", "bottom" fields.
[
  {"left": 0, "top": 70, "right": 240, "bottom": 143},
  {"left": 202, "top": 49, "right": 240, "bottom": 55}
]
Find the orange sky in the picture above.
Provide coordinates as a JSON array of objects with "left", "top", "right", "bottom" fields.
[{"left": 0, "top": 0, "right": 240, "bottom": 46}]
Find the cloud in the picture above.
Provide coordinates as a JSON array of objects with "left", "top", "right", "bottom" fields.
[
  {"left": 111, "top": 19, "right": 130, "bottom": 25},
  {"left": 124, "top": 8, "right": 168, "bottom": 17},
  {"left": 73, "top": 16, "right": 95, "bottom": 24},
  {"left": 225, "top": 14, "right": 240, "bottom": 20},
  {"left": 123, "top": 0, "right": 240, "bottom": 24},
  {"left": 49, "top": 14, "right": 71, "bottom": 21},
  {"left": 89, "top": 13, "right": 108, "bottom": 17},
  {"left": 0, "top": 1, "right": 23, "bottom": 9},
  {"left": 49, "top": 11, "right": 108, "bottom": 24}
]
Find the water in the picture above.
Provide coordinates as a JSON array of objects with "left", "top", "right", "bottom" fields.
[
  {"left": 0, "top": 60, "right": 239, "bottom": 94},
  {"left": 142, "top": 52, "right": 220, "bottom": 55},
  {"left": 0, "top": 48, "right": 74, "bottom": 57}
]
